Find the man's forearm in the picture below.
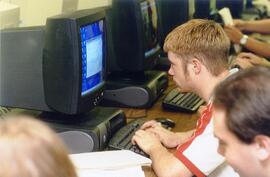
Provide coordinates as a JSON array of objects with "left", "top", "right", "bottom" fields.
[
  {"left": 149, "top": 145, "right": 193, "bottom": 177},
  {"left": 175, "top": 129, "right": 195, "bottom": 145},
  {"left": 244, "top": 20, "right": 270, "bottom": 34},
  {"left": 244, "top": 37, "right": 270, "bottom": 58}
]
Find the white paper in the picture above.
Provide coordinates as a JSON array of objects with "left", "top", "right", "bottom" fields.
[
  {"left": 218, "top": 7, "right": 242, "bottom": 53},
  {"left": 69, "top": 150, "right": 152, "bottom": 170},
  {"left": 77, "top": 166, "right": 145, "bottom": 177},
  {"left": 218, "top": 7, "right": 234, "bottom": 26}
]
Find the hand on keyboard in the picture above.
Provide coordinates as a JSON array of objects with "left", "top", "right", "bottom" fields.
[
  {"left": 108, "top": 119, "right": 149, "bottom": 157},
  {"left": 140, "top": 118, "right": 175, "bottom": 130},
  {"left": 140, "top": 120, "right": 161, "bottom": 130},
  {"left": 144, "top": 125, "right": 180, "bottom": 148},
  {"left": 132, "top": 129, "right": 163, "bottom": 156},
  {"left": 108, "top": 119, "right": 175, "bottom": 157}
]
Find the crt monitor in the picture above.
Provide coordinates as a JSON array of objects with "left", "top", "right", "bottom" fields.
[
  {"left": 106, "top": 0, "right": 161, "bottom": 73},
  {"left": 0, "top": 9, "right": 106, "bottom": 115},
  {"left": 155, "top": 0, "right": 190, "bottom": 49}
]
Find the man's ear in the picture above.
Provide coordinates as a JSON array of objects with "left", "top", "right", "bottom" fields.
[
  {"left": 189, "top": 58, "right": 202, "bottom": 75},
  {"left": 253, "top": 135, "right": 270, "bottom": 161}
]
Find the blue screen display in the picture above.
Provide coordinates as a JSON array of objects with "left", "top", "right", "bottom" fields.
[{"left": 80, "top": 20, "right": 104, "bottom": 96}]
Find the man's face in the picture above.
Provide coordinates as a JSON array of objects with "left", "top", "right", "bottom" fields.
[
  {"left": 167, "top": 51, "right": 192, "bottom": 92},
  {"left": 213, "top": 107, "right": 260, "bottom": 177}
]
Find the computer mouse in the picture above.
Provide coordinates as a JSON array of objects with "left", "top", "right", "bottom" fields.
[{"left": 155, "top": 117, "right": 175, "bottom": 129}]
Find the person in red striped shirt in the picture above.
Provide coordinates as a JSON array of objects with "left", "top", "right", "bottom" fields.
[{"left": 132, "top": 19, "right": 239, "bottom": 177}]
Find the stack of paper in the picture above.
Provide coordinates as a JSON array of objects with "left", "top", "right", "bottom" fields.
[
  {"left": 75, "top": 166, "right": 145, "bottom": 177},
  {"left": 70, "top": 150, "right": 152, "bottom": 177}
]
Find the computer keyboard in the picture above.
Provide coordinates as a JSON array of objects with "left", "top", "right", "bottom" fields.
[
  {"left": 108, "top": 119, "right": 149, "bottom": 157},
  {"left": 162, "top": 88, "right": 205, "bottom": 113}
]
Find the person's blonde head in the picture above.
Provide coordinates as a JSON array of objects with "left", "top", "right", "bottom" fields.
[
  {"left": 164, "top": 19, "right": 230, "bottom": 76},
  {"left": 0, "top": 115, "right": 77, "bottom": 177}
]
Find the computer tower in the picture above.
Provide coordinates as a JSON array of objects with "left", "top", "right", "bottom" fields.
[{"left": 39, "top": 107, "right": 126, "bottom": 153}]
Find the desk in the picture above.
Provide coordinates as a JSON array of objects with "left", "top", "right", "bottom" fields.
[{"left": 121, "top": 76, "right": 199, "bottom": 177}]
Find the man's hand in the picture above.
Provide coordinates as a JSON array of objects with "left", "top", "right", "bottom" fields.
[
  {"left": 231, "top": 52, "right": 269, "bottom": 69},
  {"left": 140, "top": 120, "right": 181, "bottom": 148},
  {"left": 231, "top": 57, "right": 253, "bottom": 69},
  {"left": 132, "top": 130, "right": 193, "bottom": 177},
  {"left": 146, "top": 126, "right": 182, "bottom": 148},
  {"left": 224, "top": 25, "right": 244, "bottom": 44},
  {"left": 237, "top": 52, "right": 267, "bottom": 65},
  {"left": 132, "top": 130, "right": 163, "bottom": 155},
  {"left": 140, "top": 120, "right": 161, "bottom": 130}
]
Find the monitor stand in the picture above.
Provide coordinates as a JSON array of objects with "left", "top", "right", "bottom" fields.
[
  {"left": 36, "top": 107, "right": 126, "bottom": 153},
  {"left": 100, "top": 70, "right": 168, "bottom": 108}
]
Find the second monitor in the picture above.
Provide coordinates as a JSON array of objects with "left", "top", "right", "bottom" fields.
[
  {"left": 102, "top": 0, "right": 168, "bottom": 108},
  {"left": 106, "top": 0, "right": 160, "bottom": 73}
]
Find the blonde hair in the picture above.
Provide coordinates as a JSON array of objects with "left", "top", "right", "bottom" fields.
[
  {"left": 164, "top": 19, "right": 230, "bottom": 76},
  {"left": 0, "top": 115, "right": 77, "bottom": 177}
]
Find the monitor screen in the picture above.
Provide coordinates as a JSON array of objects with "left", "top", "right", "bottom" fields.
[
  {"left": 80, "top": 20, "right": 104, "bottom": 96},
  {"left": 140, "top": 0, "right": 160, "bottom": 58}
]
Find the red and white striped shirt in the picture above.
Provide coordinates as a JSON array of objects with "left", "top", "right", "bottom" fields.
[{"left": 175, "top": 103, "right": 238, "bottom": 177}]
